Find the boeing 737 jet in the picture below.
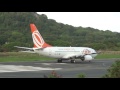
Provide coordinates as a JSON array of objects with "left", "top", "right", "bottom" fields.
[{"left": 15, "top": 24, "right": 97, "bottom": 63}]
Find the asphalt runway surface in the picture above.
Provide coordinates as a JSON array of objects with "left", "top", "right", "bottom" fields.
[{"left": 0, "top": 59, "right": 118, "bottom": 78}]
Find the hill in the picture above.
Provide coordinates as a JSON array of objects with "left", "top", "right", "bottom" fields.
[{"left": 0, "top": 12, "right": 120, "bottom": 51}]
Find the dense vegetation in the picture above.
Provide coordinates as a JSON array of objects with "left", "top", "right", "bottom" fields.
[
  {"left": 0, "top": 12, "right": 120, "bottom": 52},
  {"left": 102, "top": 60, "right": 120, "bottom": 78}
]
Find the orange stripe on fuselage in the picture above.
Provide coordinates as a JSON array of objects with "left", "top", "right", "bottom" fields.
[{"left": 42, "top": 42, "right": 52, "bottom": 48}]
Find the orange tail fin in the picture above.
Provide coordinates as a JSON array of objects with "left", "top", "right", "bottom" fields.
[{"left": 30, "top": 24, "right": 52, "bottom": 48}]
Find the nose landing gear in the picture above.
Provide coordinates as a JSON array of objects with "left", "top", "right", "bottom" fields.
[
  {"left": 57, "top": 59, "right": 62, "bottom": 63},
  {"left": 71, "top": 60, "right": 76, "bottom": 63}
]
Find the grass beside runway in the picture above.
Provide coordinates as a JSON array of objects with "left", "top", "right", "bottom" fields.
[
  {"left": 0, "top": 52, "right": 55, "bottom": 62},
  {"left": 95, "top": 54, "right": 120, "bottom": 59},
  {"left": 95, "top": 51, "right": 120, "bottom": 59},
  {"left": 0, "top": 51, "right": 120, "bottom": 62}
]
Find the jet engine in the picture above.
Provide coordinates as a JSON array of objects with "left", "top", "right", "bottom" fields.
[{"left": 83, "top": 55, "right": 93, "bottom": 61}]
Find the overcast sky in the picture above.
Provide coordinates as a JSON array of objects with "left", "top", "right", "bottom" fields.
[{"left": 37, "top": 12, "right": 120, "bottom": 33}]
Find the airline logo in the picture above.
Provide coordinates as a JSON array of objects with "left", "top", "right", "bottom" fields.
[
  {"left": 30, "top": 24, "right": 52, "bottom": 48},
  {"left": 82, "top": 49, "right": 91, "bottom": 54},
  {"left": 32, "top": 30, "right": 44, "bottom": 48}
]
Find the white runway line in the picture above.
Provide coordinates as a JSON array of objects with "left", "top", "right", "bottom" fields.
[
  {"left": 0, "top": 64, "right": 62, "bottom": 73},
  {"left": 42, "top": 63, "right": 67, "bottom": 65},
  {"left": 41, "top": 63, "right": 51, "bottom": 65},
  {"left": 56, "top": 63, "right": 67, "bottom": 64},
  {"left": 35, "top": 63, "right": 67, "bottom": 65}
]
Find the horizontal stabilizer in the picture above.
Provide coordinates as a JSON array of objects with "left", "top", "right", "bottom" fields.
[
  {"left": 14, "top": 46, "right": 45, "bottom": 51},
  {"left": 14, "top": 46, "right": 33, "bottom": 50},
  {"left": 19, "top": 51, "right": 36, "bottom": 53}
]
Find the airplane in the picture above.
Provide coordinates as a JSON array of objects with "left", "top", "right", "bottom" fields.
[{"left": 14, "top": 24, "right": 98, "bottom": 63}]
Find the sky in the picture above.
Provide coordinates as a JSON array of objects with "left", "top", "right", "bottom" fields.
[{"left": 37, "top": 12, "right": 120, "bottom": 33}]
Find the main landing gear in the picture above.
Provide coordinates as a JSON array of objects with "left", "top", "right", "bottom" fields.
[
  {"left": 57, "top": 59, "right": 62, "bottom": 63},
  {"left": 57, "top": 59, "right": 76, "bottom": 63},
  {"left": 70, "top": 60, "right": 76, "bottom": 63}
]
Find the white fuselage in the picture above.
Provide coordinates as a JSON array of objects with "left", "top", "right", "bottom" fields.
[
  {"left": 15, "top": 24, "right": 97, "bottom": 63},
  {"left": 34, "top": 47, "right": 97, "bottom": 59}
]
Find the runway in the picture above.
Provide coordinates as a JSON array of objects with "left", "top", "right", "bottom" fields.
[{"left": 0, "top": 59, "right": 117, "bottom": 78}]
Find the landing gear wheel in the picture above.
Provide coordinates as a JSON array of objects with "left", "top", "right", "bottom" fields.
[
  {"left": 71, "top": 60, "right": 75, "bottom": 63},
  {"left": 89, "top": 60, "right": 91, "bottom": 62},
  {"left": 57, "top": 59, "right": 62, "bottom": 63},
  {"left": 81, "top": 57, "right": 84, "bottom": 61}
]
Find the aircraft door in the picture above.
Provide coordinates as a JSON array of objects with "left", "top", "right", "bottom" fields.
[{"left": 49, "top": 48, "right": 52, "bottom": 56}]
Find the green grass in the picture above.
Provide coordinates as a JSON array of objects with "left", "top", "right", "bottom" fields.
[
  {"left": 95, "top": 54, "right": 120, "bottom": 59},
  {"left": 0, "top": 51, "right": 120, "bottom": 62},
  {"left": 0, "top": 52, "right": 55, "bottom": 62},
  {"left": 95, "top": 51, "right": 120, "bottom": 59}
]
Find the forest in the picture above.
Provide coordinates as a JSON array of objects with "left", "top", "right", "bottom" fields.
[{"left": 0, "top": 12, "right": 120, "bottom": 52}]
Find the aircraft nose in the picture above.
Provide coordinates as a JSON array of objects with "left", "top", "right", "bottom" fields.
[
  {"left": 93, "top": 49, "right": 96, "bottom": 53},
  {"left": 91, "top": 49, "right": 97, "bottom": 57}
]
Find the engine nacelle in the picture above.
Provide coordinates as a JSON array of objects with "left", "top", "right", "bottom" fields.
[{"left": 84, "top": 55, "right": 93, "bottom": 61}]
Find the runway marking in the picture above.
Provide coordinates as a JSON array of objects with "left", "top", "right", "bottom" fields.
[
  {"left": 42, "top": 63, "right": 51, "bottom": 65},
  {"left": 35, "top": 63, "right": 67, "bottom": 65},
  {"left": 102, "top": 63, "right": 105, "bottom": 66},
  {"left": 56, "top": 63, "right": 67, "bottom": 64},
  {"left": 0, "top": 64, "right": 62, "bottom": 73}
]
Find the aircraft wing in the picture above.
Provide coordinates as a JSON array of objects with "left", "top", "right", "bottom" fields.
[
  {"left": 62, "top": 54, "right": 77, "bottom": 59},
  {"left": 62, "top": 53, "right": 97, "bottom": 59}
]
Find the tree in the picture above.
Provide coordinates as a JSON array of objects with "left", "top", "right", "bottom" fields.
[
  {"left": 1, "top": 12, "right": 120, "bottom": 51},
  {"left": 102, "top": 60, "right": 120, "bottom": 78},
  {"left": 77, "top": 73, "right": 86, "bottom": 78}
]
